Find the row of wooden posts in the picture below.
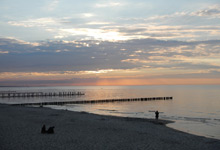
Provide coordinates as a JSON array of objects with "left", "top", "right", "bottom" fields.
[
  {"left": 13, "top": 97, "right": 173, "bottom": 106},
  {"left": 0, "top": 91, "right": 84, "bottom": 98}
]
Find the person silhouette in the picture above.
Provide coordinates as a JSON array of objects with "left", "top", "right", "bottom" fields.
[
  {"left": 155, "top": 111, "right": 159, "bottom": 119},
  {"left": 47, "top": 126, "right": 55, "bottom": 134},
  {"left": 41, "top": 125, "right": 46, "bottom": 134}
]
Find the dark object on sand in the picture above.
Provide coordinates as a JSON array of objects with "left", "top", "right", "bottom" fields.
[
  {"left": 41, "top": 125, "right": 46, "bottom": 134},
  {"left": 47, "top": 126, "right": 55, "bottom": 134},
  {"left": 155, "top": 111, "right": 159, "bottom": 119},
  {"left": 41, "top": 125, "right": 55, "bottom": 134}
]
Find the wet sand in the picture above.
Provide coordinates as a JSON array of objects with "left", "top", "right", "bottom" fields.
[{"left": 0, "top": 104, "right": 219, "bottom": 150}]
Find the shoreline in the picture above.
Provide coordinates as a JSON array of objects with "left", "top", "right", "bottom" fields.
[
  {"left": 0, "top": 104, "right": 219, "bottom": 150},
  {"left": 45, "top": 104, "right": 220, "bottom": 140}
]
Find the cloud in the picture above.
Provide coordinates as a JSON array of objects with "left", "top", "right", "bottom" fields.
[
  {"left": 8, "top": 18, "right": 58, "bottom": 27},
  {"left": 82, "top": 13, "right": 95, "bottom": 18},
  {"left": 1, "top": 38, "right": 220, "bottom": 75},
  {"left": 7, "top": 4, "right": 220, "bottom": 42},
  {"left": 191, "top": 5, "right": 220, "bottom": 18},
  {"left": 43, "top": 0, "right": 60, "bottom": 11},
  {"left": 146, "top": 5, "right": 220, "bottom": 21},
  {"left": 0, "top": 70, "right": 117, "bottom": 81},
  {"left": 0, "top": 51, "right": 9, "bottom": 54},
  {"left": 0, "top": 37, "right": 220, "bottom": 86},
  {"left": 2, "top": 1, "right": 220, "bottom": 44},
  {"left": 95, "top": 2, "right": 121, "bottom": 8},
  {"left": 86, "top": 21, "right": 112, "bottom": 25},
  {"left": 59, "top": 28, "right": 129, "bottom": 41}
]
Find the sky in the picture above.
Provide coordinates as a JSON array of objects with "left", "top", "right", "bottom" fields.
[{"left": 0, "top": 0, "right": 220, "bottom": 86}]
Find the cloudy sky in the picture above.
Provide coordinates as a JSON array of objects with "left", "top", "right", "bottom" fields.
[{"left": 0, "top": 0, "right": 220, "bottom": 86}]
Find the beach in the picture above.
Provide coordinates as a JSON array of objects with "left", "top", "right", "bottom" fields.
[{"left": 0, "top": 104, "right": 219, "bottom": 150}]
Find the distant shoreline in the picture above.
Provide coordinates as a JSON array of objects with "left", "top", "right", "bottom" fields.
[{"left": 0, "top": 104, "right": 219, "bottom": 150}]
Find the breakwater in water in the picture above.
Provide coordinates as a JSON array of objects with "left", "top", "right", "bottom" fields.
[
  {"left": 13, "top": 96, "right": 173, "bottom": 106},
  {"left": 0, "top": 91, "right": 84, "bottom": 98}
]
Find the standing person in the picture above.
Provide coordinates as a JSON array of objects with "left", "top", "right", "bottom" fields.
[{"left": 155, "top": 111, "right": 159, "bottom": 119}]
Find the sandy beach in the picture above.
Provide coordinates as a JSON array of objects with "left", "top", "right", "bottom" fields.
[{"left": 0, "top": 104, "right": 219, "bottom": 150}]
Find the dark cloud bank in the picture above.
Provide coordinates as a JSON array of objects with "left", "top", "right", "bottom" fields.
[{"left": 0, "top": 38, "right": 220, "bottom": 73}]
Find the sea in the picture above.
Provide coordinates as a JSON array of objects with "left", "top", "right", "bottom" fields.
[{"left": 0, "top": 85, "right": 220, "bottom": 140}]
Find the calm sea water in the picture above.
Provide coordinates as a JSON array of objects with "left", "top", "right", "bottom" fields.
[{"left": 0, "top": 85, "right": 220, "bottom": 139}]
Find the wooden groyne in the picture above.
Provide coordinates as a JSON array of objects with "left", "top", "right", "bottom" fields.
[
  {"left": 0, "top": 91, "right": 84, "bottom": 98},
  {"left": 13, "top": 96, "right": 173, "bottom": 106}
]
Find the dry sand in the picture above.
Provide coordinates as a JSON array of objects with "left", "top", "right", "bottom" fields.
[{"left": 0, "top": 104, "right": 219, "bottom": 150}]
